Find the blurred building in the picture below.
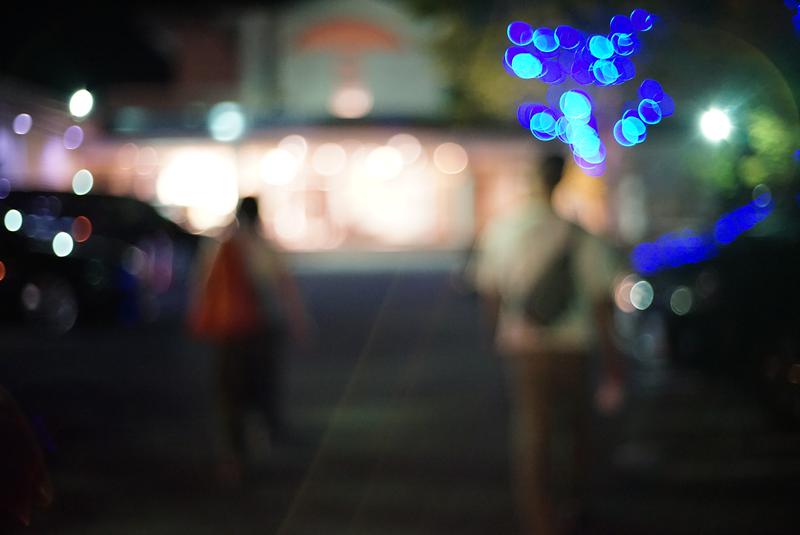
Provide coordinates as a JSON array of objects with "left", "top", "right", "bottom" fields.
[{"left": 2, "top": 0, "right": 612, "bottom": 251}]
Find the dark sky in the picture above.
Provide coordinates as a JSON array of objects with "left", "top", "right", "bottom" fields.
[
  {"left": 0, "top": 4, "right": 173, "bottom": 95},
  {"left": 2, "top": 1, "right": 799, "bottom": 97}
]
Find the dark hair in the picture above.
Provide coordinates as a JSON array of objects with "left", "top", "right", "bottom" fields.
[
  {"left": 237, "top": 196, "right": 259, "bottom": 225},
  {"left": 540, "top": 154, "right": 565, "bottom": 197}
]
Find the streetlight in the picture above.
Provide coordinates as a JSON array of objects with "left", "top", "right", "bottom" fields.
[
  {"left": 699, "top": 108, "right": 732, "bottom": 142},
  {"left": 68, "top": 89, "right": 94, "bottom": 119}
]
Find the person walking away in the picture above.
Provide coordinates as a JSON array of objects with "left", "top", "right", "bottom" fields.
[
  {"left": 469, "top": 154, "right": 624, "bottom": 535},
  {"left": 188, "top": 197, "right": 309, "bottom": 485}
]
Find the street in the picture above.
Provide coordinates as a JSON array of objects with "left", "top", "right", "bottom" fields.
[{"left": 2, "top": 262, "right": 800, "bottom": 534}]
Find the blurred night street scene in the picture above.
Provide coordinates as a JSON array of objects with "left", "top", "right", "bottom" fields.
[{"left": 2, "top": 1, "right": 800, "bottom": 534}]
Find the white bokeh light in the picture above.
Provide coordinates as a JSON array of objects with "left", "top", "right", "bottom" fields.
[
  {"left": 261, "top": 148, "right": 301, "bottom": 185},
  {"left": 365, "top": 146, "right": 404, "bottom": 181},
  {"left": 72, "top": 169, "right": 94, "bottom": 195},
  {"left": 4, "top": 209, "right": 22, "bottom": 232},
  {"left": 700, "top": 108, "right": 732, "bottom": 142},
  {"left": 329, "top": 85, "right": 373, "bottom": 119},
  {"left": 388, "top": 133, "right": 422, "bottom": 164},
  {"left": 433, "top": 142, "right": 469, "bottom": 174},
  {"left": 52, "top": 232, "right": 74, "bottom": 257},
  {"left": 630, "top": 280, "right": 655, "bottom": 311},
  {"left": 69, "top": 89, "right": 94, "bottom": 118},
  {"left": 156, "top": 149, "right": 239, "bottom": 231},
  {"left": 311, "top": 143, "right": 347, "bottom": 176}
]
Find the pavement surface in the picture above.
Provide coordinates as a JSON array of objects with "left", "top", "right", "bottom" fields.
[{"left": 2, "top": 263, "right": 800, "bottom": 534}]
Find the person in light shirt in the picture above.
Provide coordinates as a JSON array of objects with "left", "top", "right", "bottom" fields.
[{"left": 470, "top": 154, "right": 624, "bottom": 535}]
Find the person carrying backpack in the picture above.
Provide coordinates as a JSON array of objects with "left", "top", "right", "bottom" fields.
[
  {"left": 469, "top": 154, "right": 624, "bottom": 535},
  {"left": 188, "top": 197, "right": 309, "bottom": 485}
]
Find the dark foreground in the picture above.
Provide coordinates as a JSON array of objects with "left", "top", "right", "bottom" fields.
[{"left": 2, "top": 265, "right": 799, "bottom": 534}]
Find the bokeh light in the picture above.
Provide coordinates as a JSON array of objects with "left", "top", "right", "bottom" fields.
[
  {"left": 533, "top": 27, "right": 559, "bottom": 53},
  {"left": 72, "top": 169, "right": 94, "bottom": 195},
  {"left": 71, "top": 216, "right": 92, "bottom": 243},
  {"left": 207, "top": 102, "right": 246, "bottom": 142},
  {"left": 4, "top": 209, "right": 22, "bottom": 232},
  {"left": 630, "top": 280, "right": 654, "bottom": 310},
  {"left": 507, "top": 21, "right": 534, "bottom": 46},
  {"left": 311, "top": 143, "right": 347, "bottom": 176},
  {"left": 52, "top": 232, "right": 74, "bottom": 257},
  {"left": 670, "top": 286, "right": 693, "bottom": 316},
  {"left": 638, "top": 99, "right": 662, "bottom": 124},
  {"left": 365, "top": 146, "right": 404, "bottom": 180},
  {"left": 68, "top": 89, "right": 94, "bottom": 118},
  {"left": 261, "top": 148, "right": 301, "bottom": 185},
  {"left": 0, "top": 178, "right": 10, "bottom": 199},
  {"left": 555, "top": 25, "right": 580, "bottom": 49},
  {"left": 63, "top": 125, "right": 84, "bottom": 150},
  {"left": 700, "top": 108, "right": 733, "bottom": 142},
  {"left": 329, "top": 85, "right": 373, "bottom": 119},
  {"left": 157, "top": 149, "right": 239, "bottom": 231},
  {"left": 630, "top": 8, "right": 654, "bottom": 32},
  {"left": 589, "top": 35, "right": 614, "bottom": 59},
  {"left": 21, "top": 284, "right": 40, "bottom": 311},
  {"left": 560, "top": 90, "right": 592, "bottom": 122},
  {"left": 752, "top": 184, "right": 772, "bottom": 207},
  {"left": 511, "top": 53, "right": 543, "bottom": 79},
  {"left": 433, "top": 143, "right": 469, "bottom": 174},
  {"left": 0, "top": 260, "right": 5, "bottom": 282},
  {"left": 278, "top": 135, "right": 308, "bottom": 161},
  {"left": 13, "top": 113, "right": 32, "bottom": 135},
  {"left": 504, "top": 11, "right": 667, "bottom": 175},
  {"left": 388, "top": 133, "right": 422, "bottom": 164},
  {"left": 614, "top": 274, "right": 638, "bottom": 313}
]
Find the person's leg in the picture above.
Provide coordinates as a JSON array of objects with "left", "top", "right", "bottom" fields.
[
  {"left": 507, "top": 352, "right": 559, "bottom": 535},
  {"left": 216, "top": 341, "right": 247, "bottom": 477},
  {"left": 249, "top": 332, "right": 287, "bottom": 440},
  {"left": 553, "top": 351, "right": 591, "bottom": 530}
]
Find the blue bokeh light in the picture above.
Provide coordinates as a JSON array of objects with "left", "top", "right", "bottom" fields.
[
  {"left": 592, "top": 59, "right": 620, "bottom": 85},
  {"left": 559, "top": 90, "right": 592, "bottom": 122},
  {"left": 511, "top": 53, "right": 543, "bottom": 79},
  {"left": 632, "top": 198, "right": 774, "bottom": 275},
  {"left": 530, "top": 109, "right": 558, "bottom": 141},
  {"left": 639, "top": 79, "right": 664, "bottom": 101},
  {"left": 611, "top": 33, "right": 637, "bottom": 56},
  {"left": 533, "top": 27, "right": 560, "bottom": 53},
  {"left": 517, "top": 103, "right": 549, "bottom": 128},
  {"left": 504, "top": 9, "right": 669, "bottom": 175},
  {"left": 613, "top": 119, "right": 636, "bottom": 146},
  {"left": 630, "top": 8, "right": 654, "bottom": 32},
  {"left": 540, "top": 61, "right": 566, "bottom": 84},
  {"left": 622, "top": 116, "right": 647, "bottom": 144},
  {"left": 589, "top": 35, "right": 614, "bottom": 59},
  {"left": 507, "top": 21, "right": 535, "bottom": 46},
  {"left": 638, "top": 99, "right": 662, "bottom": 124},
  {"left": 555, "top": 25, "right": 582, "bottom": 49},
  {"left": 610, "top": 15, "right": 635, "bottom": 36},
  {"left": 659, "top": 93, "right": 675, "bottom": 117}
]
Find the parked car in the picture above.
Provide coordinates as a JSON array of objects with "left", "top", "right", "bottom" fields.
[
  {"left": 0, "top": 190, "right": 201, "bottom": 333},
  {"left": 624, "top": 199, "right": 800, "bottom": 420}
]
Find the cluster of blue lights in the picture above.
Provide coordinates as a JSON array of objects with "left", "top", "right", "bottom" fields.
[
  {"left": 518, "top": 90, "right": 606, "bottom": 174},
  {"left": 505, "top": 10, "right": 653, "bottom": 87},
  {"left": 613, "top": 80, "right": 675, "bottom": 147},
  {"left": 631, "top": 193, "right": 774, "bottom": 274},
  {"left": 505, "top": 9, "right": 671, "bottom": 175}
]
